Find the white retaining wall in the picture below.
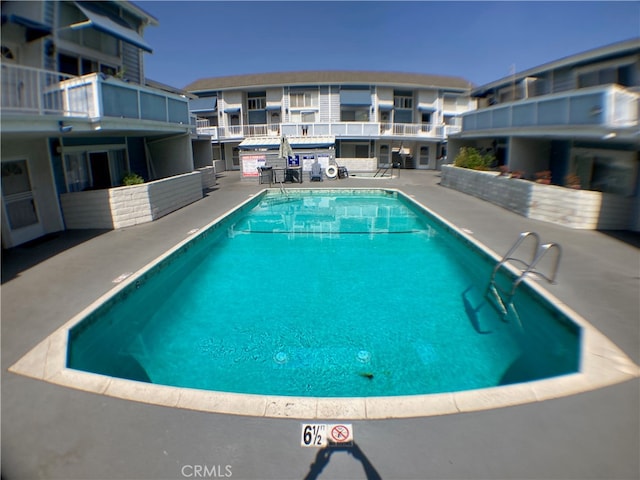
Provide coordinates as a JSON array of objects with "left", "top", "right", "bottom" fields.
[
  {"left": 61, "top": 171, "right": 203, "bottom": 230},
  {"left": 441, "top": 165, "right": 635, "bottom": 230}
]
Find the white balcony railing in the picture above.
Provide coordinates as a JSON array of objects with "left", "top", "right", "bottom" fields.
[
  {"left": 2, "top": 64, "right": 190, "bottom": 125},
  {"left": 461, "top": 84, "right": 638, "bottom": 132},
  {"left": 194, "top": 119, "right": 457, "bottom": 141},
  {"left": 1, "top": 64, "right": 85, "bottom": 116}
]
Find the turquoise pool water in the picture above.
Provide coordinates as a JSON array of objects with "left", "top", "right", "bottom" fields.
[{"left": 67, "top": 190, "right": 580, "bottom": 397}]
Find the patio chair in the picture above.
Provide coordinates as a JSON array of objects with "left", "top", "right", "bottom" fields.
[{"left": 310, "top": 162, "right": 323, "bottom": 182}]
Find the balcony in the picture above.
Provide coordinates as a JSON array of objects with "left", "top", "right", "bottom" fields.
[
  {"left": 461, "top": 84, "right": 638, "bottom": 133},
  {"left": 1, "top": 64, "right": 190, "bottom": 126},
  {"left": 194, "top": 120, "right": 459, "bottom": 141}
]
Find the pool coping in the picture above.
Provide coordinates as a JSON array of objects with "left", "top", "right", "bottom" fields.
[{"left": 9, "top": 188, "right": 640, "bottom": 420}]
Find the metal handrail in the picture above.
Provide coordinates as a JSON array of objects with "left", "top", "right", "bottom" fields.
[{"left": 487, "top": 232, "right": 562, "bottom": 318}]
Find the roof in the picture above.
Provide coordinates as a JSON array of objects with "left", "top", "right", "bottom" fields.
[
  {"left": 184, "top": 71, "right": 473, "bottom": 93},
  {"left": 472, "top": 37, "right": 640, "bottom": 96},
  {"left": 124, "top": 1, "right": 159, "bottom": 26},
  {"left": 145, "top": 78, "right": 195, "bottom": 98}
]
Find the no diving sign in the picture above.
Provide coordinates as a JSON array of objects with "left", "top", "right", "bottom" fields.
[
  {"left": 301, "top": 423, "right": 354, "bottom": 447},
  {"left": 329, "top": 424, "right": 353, "bottom": 444}
]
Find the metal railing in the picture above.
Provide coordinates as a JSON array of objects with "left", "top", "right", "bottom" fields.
[{"left": 486, "top": 231, "right": 562, "bottom": 320}]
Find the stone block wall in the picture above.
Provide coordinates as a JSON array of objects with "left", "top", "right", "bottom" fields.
[
  {"left": 60, "top": 189, "right": 115, "bottom": 229},
  {"left": 336, "top": 157, "right": 377, "bottom": 173},
  {"left": 196, "top": 166, "right": 217, "bottom": 190},
  {"left": 441, "top": 165, "right": 635, "bottom": 230},
  {"left": 61, "top": 172, "right": 203, "bottom": 230}
]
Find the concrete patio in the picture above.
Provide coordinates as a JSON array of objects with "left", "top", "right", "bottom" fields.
[{"left": 2, "top": 170, "right": 638, "bottom": 479}]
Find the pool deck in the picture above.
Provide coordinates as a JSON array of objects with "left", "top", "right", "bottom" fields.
[{"left": 2, "top": 170, "right": 639, "bottom": 479}]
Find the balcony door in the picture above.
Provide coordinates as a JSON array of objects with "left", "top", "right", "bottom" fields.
[
  {"left": 89, "top": 152, "right": 111, "bottom": 189},
  {"left": 1, "top": 159, "right": 44, "bottom": 246}
]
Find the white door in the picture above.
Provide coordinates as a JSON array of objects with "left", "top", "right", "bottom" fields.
[{"left": 1, "top": 159, "right": 44, "bottom": 246}]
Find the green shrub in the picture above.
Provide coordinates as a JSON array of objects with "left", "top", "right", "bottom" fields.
[
  {"left": 453, "top": 147, "right": 494, "bottom": 171},
  {"left": 121, "top": 172, "right": 144, "bottom": 186}
]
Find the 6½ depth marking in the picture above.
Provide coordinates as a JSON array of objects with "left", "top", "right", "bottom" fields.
[{"left": 301, "top": 424, "right": 327, "bottom": 447}]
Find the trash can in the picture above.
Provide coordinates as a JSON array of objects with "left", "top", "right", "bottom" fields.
[{"left": 258, "top": 166, "right": 273, "bottom": 184}]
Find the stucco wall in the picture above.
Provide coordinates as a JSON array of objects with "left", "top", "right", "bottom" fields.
[
  {"left": 441, "top": 165, "right": 635, "bottom": 230},
  {"left": 147, "top": 135, "right": 194, "bottom": 178},
  {"left": 61, "top": 172, "right": 203, "bottom": 230}
]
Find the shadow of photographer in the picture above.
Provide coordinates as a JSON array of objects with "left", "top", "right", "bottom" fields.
[{"left": 303, "top": 442, "right": 382, "bottom": 480}]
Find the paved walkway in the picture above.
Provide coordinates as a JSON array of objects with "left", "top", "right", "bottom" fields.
[{"left": 2, "top": 171, "right": 638, "bottom": 479}]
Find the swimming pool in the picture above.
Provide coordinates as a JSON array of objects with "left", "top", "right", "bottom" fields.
[{"left": 66, "top": 189, "right": 580, "bottom": 398}]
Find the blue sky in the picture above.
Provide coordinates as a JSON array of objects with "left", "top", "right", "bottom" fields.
[{"left": 140, "top": 1, "right": 640, "bottom": 90}]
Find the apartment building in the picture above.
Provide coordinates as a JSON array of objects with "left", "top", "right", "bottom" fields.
[
  {"left": 1, "top": 1, "right": 211, "bottom": 248},
  {"left": 448, "top": 38, "right": 640, "bottom": 230},
  {"left": 185, "top": 71, "right": 474, "bottom": 179}
]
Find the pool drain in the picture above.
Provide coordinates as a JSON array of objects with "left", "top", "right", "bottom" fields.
[
  {"left": 274, "top": 351, "right": 288, "bottom": 364},
  {"left": 356, "top": 350, "right": 371, "bottom": 363}
]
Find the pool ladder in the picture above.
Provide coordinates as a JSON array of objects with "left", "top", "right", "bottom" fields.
[
  {"left": 486, "top": 232, "right": 561, "bottom": 320},
  {"left": 278, "top": 180, "right": 291, "bottom": 199}
]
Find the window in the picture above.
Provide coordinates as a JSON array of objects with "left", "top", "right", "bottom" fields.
[
  {"left": 340, "top": 143, "right": 369, "bottom": 158},
  {"left": 1, "top": 160, "right": 39, "bottom": 229},
  {"left": 58, "top": 52, "right": 117, "bottom": 77},
  {"left": 394, "top": 90, "right": 413, "bottom": 123},
  {"left": 573, "top": 153, "right": 637, "bottom": 196},
  {"left": 247, "top": 92, "right": 266, "bottom": 110},
  {"left": 355, "top": 145, "right": 369, "bottom": 158},
  {"left": 394, "top": 90, "right": 413, "bottom": 109},
  {"left": 577, "top": 63, "right": 636, "bottom": 89},
  {"left": 289, "top": 91, "right": 315, "bottom": 108},
  {"left": 394, "top": 109, "right": 412, "bottom": 123},
  {"left": 341, "top": 109, "right": 369, "bottom": 122},
  {"left": 290, "top": 111, "right": 316, "bottom": 124},
  {"left": 63, "top": 148, "right": 128, "bottom": 192},
  {"left": 247, "top": 92, "right": 266, "bottom": 124}
]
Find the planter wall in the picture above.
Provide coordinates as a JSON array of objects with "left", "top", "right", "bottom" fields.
[
  {"left": 441, "top": 165, "right": 635, "bottom": 230},
  {"left": 61, "top": 171, "right": 203, "bottom": 230}
]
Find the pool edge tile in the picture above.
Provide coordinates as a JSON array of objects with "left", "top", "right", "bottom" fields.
[
  {"left": 453, "top": 383, "right": 538, "bottom": 413},
  {"left": 263, "top": 396, "right": 319, "bottom": 419},
  {"left": 176, "top": 389, "right": 268, "bottom": 417},
  {"left": 365, "top": 393, "right": 458, "bottom": 419},
  {"left": 316, "top": 397, "right": 367, "bottom": 419},
  {"left": 47, "top": 368, "right": 112, "bottom": 394},
  {"left": 104, "top": 378, "right": 181, "bottom": 407},
  {"left": 8, "top": 337, "right": 50, "bottom": 380}
]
